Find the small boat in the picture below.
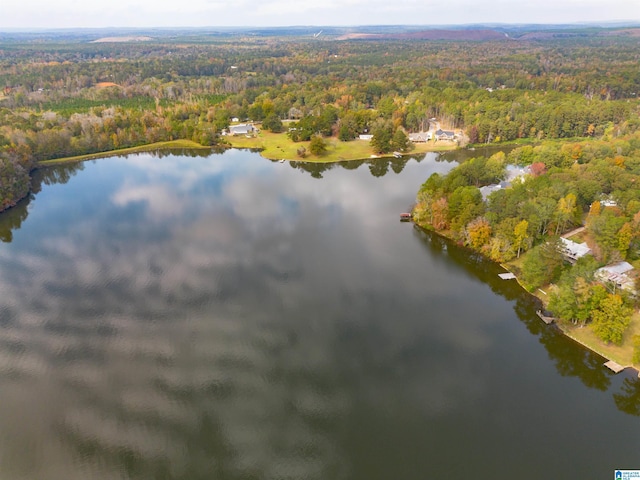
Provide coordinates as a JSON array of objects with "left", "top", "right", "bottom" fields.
[
  {"left": 279, "top": 159, "right": 286, "bottom": 163},
  {"left": 393, "top": 151, "right": 402, "bottom": 158},
  {"left": 400, "top": 213, "right": 412, "bottom": 222}
]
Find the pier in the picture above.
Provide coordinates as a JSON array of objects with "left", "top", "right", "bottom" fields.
[
  {"left": 604, "top": 360, "right": 625, "bottom": 374},
  {"left": 536, "top": 310, "right": 556, "bottom": 325}
]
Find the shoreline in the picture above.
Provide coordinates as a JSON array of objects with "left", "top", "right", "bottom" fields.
[
  {"left": 0, "top": 139, "right": 456, "bottom": 216},
  {"left": 224, "top": 131, "right": 457, "bottom": 163},
  {"left": 413, "top": 222, "right": 640, "bottom": 377},
  {"left": 35, "top": 140, "right": 214, "bottom": 167}
]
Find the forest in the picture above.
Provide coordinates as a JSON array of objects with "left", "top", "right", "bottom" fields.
[{"left": 2, "top": 30, "right": 640, "bottom": 210}]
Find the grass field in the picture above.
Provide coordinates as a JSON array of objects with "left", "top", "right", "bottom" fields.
[
  {"left": 561, "top": 311, "right": 640, "bottom": 369},
  {"left": 36, "top": 140, "right": 211, "bottom": 166},
  {"left": 226, "top": 131, "right": 455, "bottom": 162}
]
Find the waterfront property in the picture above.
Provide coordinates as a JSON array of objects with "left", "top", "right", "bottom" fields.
[
  {"left": 595, "top": 261, "right": 636, "bottom": 294},
  {"left": 227, "top": 123, "right": 257, "bottom": 136},
  {"left": 408, "top": 132, "right": 432, "bottom": 143},
  {"left": 559, "top": 237, "right": 592, "bottom": 263},
  {"left": 435, "top": 129, "right": 456, "bottom": 141}
]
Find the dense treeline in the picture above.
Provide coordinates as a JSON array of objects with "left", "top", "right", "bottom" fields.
[
  {"left": 3, "top": 35, "right": 640, "bottom": 212},
  {"left": 414, "top": 134, "right": 640, "bottom": 344},
  {"left": 416, "top": 136, "right": 640, "bottom": 264}
]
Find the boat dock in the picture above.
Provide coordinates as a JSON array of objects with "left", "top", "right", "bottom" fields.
[
  {"left": 604, "top": 360, "right": 625, "bottom": 374},
  {"left": 498, "top": 273, "right": 516, "bottom": 280},
  {"left": 536, "top": 310, "right": 556, "bottom": 325},
  {"left": 400, "top": 213, "right": 412, "bottom": 222}
]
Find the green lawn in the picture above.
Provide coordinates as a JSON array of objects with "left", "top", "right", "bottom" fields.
[
  {"left": 560, "top": 311, "right": 640, "bottom": 369},
  {"left": 226, "top": 131, "right": 455, "bottom": 163}
]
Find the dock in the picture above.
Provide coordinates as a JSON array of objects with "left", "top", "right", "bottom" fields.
[
  {"left": 604, "top": 360, "right": 625, "bottom": 374},
  {"left": 400, "top": 213, "right": 412, "bottom": 222},
  {"left": 536, "top": 310, "right": 556, "bottom": 325},
  {"left": 498, "top": 273, "right": 516, "bottom": 280}
]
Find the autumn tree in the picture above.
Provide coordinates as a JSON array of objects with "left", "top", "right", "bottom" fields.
[
  {"left": 591, "top": 293, "right": 633, "bottom": 345},
  {"left": 513, "top": 219, "right": 530, "bottom": 258},
  {"left": 554, "top": 193, "right": 577, "bottom": 235},
  {"left": 465, "top": 217, "right": 492, "bottom": 250}
]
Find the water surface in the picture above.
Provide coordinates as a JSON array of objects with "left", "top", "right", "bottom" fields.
[{"left": 0, "top": 149, "right": 638, "bottom": 480}]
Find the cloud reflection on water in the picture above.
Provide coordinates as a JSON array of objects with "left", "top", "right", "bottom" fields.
[{"left": 1, "top": 150, "right": 637, "bottom": 480}]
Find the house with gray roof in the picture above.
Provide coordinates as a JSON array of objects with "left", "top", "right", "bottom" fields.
[
  {"left": 595, "top": 262, "right": 636, "bottom": 294},
  {"left": 228, "top": 124, "right": 257, "bottom": 136},
  {"left": 435, "top": 129, "right": 455, "bottom": 141}
]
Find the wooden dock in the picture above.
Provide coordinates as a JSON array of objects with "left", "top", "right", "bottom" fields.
[
  {"left": 536, "top": 310, "right": 556, "bottom": 325},
  {"left": 498, "top": 273, "right": 516, "bottom": 280},
  {"left": 604, "top": 360, "right": 625, "bottom": 374}
]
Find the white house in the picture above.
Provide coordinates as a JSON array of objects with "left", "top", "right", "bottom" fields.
[
  {"left": 408, "top": 132, "right": 432, "bottom": 143},
  {"left": 228, "top": 124, "right": 256, "bottom": 136},
  {"left": 559, "top": 238, "right": 591, "bottom": 263}
]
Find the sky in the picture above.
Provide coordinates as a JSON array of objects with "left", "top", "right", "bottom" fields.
[{"left": 1, "top": 0, "right": 640, "bottom": 29}]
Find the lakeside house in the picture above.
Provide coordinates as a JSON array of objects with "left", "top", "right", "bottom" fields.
[
  {"left": 505, "top": 165, "right": 531, "bottom": 183},
  {"left": 435, "top": 129, "right": 455, "bottom": 141},
  {"left": 408, "top": 132, "right": 432, "bottom": 143},
  {"left": 479, "top": 165, "right": 532, "bottom": 201},
  {"left": 595, "top": 261, "right": 636, "bottom": 294},
  {"left": 227, "top": 124, "right": 257, "bottom": 136},
  {"left": 358, "top": 134, "right": 373, "bottom": 141},
  {"left": 479, "top": 182, "right": 510, "bottom": 201},
  {"left": 559, "top": 237, "right": 591, "bottom": 263}
]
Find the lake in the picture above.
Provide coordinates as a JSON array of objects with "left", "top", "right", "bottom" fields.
[{"left": 0, "top": 149, "right": 639, "bottom": 480}]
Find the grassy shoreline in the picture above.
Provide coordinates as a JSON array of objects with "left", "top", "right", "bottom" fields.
[
  {"left": 36, "top": 133, "right": 457, "bottom": 168},
  {"left": 225, "top": 131, "right": 456, "bottom": 162},
  {"left": 36, "top": 140, "right": 212, "bottom": 167}
]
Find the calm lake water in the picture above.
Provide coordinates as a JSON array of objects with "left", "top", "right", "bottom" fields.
[{"left": 0, "top": 149, "right": 639, "bottom": 480}]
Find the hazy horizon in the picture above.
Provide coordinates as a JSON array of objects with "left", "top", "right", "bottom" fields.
[{"left": 2, "top": 0, "right": 640, "bottom": 30}]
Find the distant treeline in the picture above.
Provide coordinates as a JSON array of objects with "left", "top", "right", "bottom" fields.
[{"left": 3, "top": 36, "right": 640, "bottom": 211}]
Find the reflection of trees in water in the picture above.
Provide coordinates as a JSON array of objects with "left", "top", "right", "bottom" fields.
[
  {"left": 153, "top": 148, "right": 216, "bottom": 159},
  {"left": 289, "top": 161, "right": 335, "bottom": 179},
  {"left": 0, "top": 162, "right": 85, "bottom": 243},
  {"left": 31, "top": 162, "right": 85, "bottom": 193},
  {"left": 289, "top": 154, "right": 427, "bottom": 179},
  {"left": 0, "top": 195, "right": 30, "bottom": 243},
  {"left": 1, "top": 147, "right": 213, "bottom": 243},
  {"left": 613, "top": 377, "right": 640, "bottom": 416},
  {"left": 411, "top": 226, "right": 613, "bottom": 395},
  {"left": 536, "top": 326, "right": 611, "bottom": 391}
]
